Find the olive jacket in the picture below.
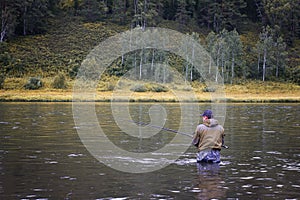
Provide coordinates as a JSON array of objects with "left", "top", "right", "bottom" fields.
[{"left": 192, "top": 118, "right": 225, "bottom": 151}]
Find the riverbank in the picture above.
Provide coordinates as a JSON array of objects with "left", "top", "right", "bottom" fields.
[
  {"left": 1, "top": 82, "right": 299, "bottom": 102},
  {"left": 1, "top": 78, "right": 299, "bottom": 102}
]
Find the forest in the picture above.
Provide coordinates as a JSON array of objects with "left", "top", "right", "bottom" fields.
[{"left": 0, "top": 0, "right": 299, "bottom": 87}]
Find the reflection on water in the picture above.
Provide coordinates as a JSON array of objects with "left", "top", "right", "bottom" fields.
[
  {"left": 196, "top": 162, "right": 226, "bottom": 200},
  {"left": 0, "top": 103, "right": 299, "bottom": 199}
]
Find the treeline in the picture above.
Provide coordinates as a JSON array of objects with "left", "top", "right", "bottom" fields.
[
  {"left": 0, "top": 0, "right": 299, "bottom": 84},
  {"left": 1, "top": 0, "right": 300, "bottom": 41}
]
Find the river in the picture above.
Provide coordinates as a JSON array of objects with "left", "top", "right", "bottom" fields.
[{"left": 0, "top": 102, "right": 299, "bottom": 199}]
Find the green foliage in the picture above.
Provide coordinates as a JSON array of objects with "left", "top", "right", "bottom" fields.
[
  {"left": 0, "top": 0, "right": 21, "bottom": 41},
  {"left": 24, "top": 77, "right": 43, "bottom": 90},
  {"left": 111, "top": 0, "right": 128, "bottom": 24},
  {"left": 256, "top": 26, "right": 288, "bottom": 81},
  {"left": 0, "top": 74, "right": 5, "bottom": 89},
  {"left": 52, "top": 72, "right": 67, "bottom": 89},
  {"left": 175, "top": 0, "right": 192, "bottom": 29},
  {"left": 195, "top": 0, "right": 247, "bottom": 33},
  {"left": 286, "top": 65, "right": 300, "bottom": 85},
  {"left": 131, "top": 0, "right": 164, "bottom": 28},
  {"left": 202, "top": 86, "right": 216, "bottom": 92},
  {"left": 262, "top": 0, "right": 300, "bottom": 40},
  {"left": 149, "top": 84, "right": 168, "bottom": 92},
  {"left": 0, "top": 0, "right": 52, "bottom": 41},
  {"left": 130, "top": 84, "right": 147, "bottom": 92},
  {"left": 205, "top": 29, "right": 244, "bottom": 83},
  {"left": 78, "top": 0, "right": 108, "bottom": 22},
  {"left": 69, "top": 65, "right": 79, "bottom": 79},
  {"left": 130, "top": 83, "right": 168, "bottom": 93},
  {"left": 0, "top": 0, "right": 299, "bottom": 85},
  {"left": 98, "top": 80, "right": 115, "bottom": 91},
  {"left": 2, "top": 17, "right": 126, "bottom": 78}
]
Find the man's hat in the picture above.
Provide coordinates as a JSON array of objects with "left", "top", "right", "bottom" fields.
[{"left": 201, "top": 109, "right": 213, "bottom": 119}]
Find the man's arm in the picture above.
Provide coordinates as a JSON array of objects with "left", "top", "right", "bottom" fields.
[{"left": 192, "top": 127, "right": 199, "bottom": 147}]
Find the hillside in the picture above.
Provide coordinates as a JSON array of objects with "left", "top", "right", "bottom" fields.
[{"left": 0, "top": 15, "right": 299, "bottom": 102}]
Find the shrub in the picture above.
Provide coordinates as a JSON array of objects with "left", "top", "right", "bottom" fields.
[
  {"left": 202, "top": 86, "right": 216, "bottom": 92},
  {"left": 106, "top": 82, "right": 115, "bottom": 91},
  {"left": 150, "top": 84, "right": 168, "bottom": 92},
  {"left": 0, "top": 74, "right": 5, "bottom": 89},
  {"left": 69, "top": 65, "right": 79, "bottom": 79},
  {"left": 52, "top": 73, "right": 67, "bottom": 89},
  {"left": 182, "top": 86, "right": 192, "bottom": 91},
  {"left": 130, "top": 84, "right": 147, "bottom": 92},
  {"left": 24, "top": 77, "right": 43, "bottom": 90}
]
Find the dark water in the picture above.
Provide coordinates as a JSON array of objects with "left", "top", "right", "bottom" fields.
[{"left": 0, "top": 103, "right": 299, "bottom": 199}]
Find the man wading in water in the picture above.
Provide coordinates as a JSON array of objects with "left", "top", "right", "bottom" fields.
[{"left": 192, "top": 110, "right": 225, "bottom": 163}]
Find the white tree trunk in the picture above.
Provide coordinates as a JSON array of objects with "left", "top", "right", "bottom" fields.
[
  {"left": 0, "top": 22, "right": 7, "bottom": 42},
  {"left": 262, "top": 48, "right": 267, "bottom": 81},
  {"left": 257, "top": 52, "right": 260, "bottom": 75},
  {"left": 231, "top": 53, "right": 235, "bottom": 84},
  {"left": 139, "top": 50, "right": 143, "bottom": 80},
  {"left": 1, "top": 9, "right": 8, "bottom": 42}
]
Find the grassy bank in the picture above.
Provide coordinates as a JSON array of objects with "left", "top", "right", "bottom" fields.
[{"left": 0, "top": 78, "right": 299, "bottom": 102}]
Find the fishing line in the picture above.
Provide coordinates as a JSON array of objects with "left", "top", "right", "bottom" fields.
[{"left": 126, "top": 119, "right": 229, "bottom": 149}]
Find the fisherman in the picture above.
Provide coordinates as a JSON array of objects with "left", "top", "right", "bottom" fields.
[{"left": 192, "top": 109, "right": 225, "bottom": 163}]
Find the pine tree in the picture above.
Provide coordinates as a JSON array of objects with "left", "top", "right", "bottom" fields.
[
  {"left": 79, "top": 0, "right": 108, "bottom": 22},
  {"left": 17, "top": 0, "right": 50, "bottom": 36},
  {"left": 111, "top": 0, "right": 127, "bottom": 24},
  {"left": 263, "top": 0, "right": 290, "bottom": 29},
  {"left": 196, "top": 0, "right": 247, "bottom": 32},
  {"left": 0, "top": 0, "right": 22, "bottom": 42},
  {"left": 175, "top": 0, "right": 191, "bottom": 30},
  {"left": 194, "top": 0, "right": 208, "bottom": 28}
]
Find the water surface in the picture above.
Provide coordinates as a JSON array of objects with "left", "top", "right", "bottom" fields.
[{"left": 0, "top": 103, "right": 299, "bottom": 199}]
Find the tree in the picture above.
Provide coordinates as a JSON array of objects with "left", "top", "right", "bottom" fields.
[
  {"left": 111, "top": 0, "right": 127, "bottom": 24},
  {"left": 209, "top": 30, "right": 228, "bottom": 82},
  {"left": 194, "top": 0, "right": 210, "bottom": 29},
  {"left": 272, "top": 36, "right": 287, "bottom": 78},
  {"left": 0, "top": 0, "right": 21, "bottom": 42},
  {"left": 255, "top": 25, "right": 287, "bottom": 81},
  {"left": 287, "top": 0, "right": 300, "bottom": 41},
  {"left": 265, "top": 0, "right": 300, "bottom": 43},
  {"left": 225, "top": 0, "right": 247, "bottom": 30},
  {"left": 59, "top": 0, "right": 83, "bottom": 15},
  {"left": 196, "top": 0, "right": 247, "bottom": 33},
  {"left": 132, "top": 0, "right": 163, "bottom": 29},
  {"left": 79, "top": 0, "right": 108, "bottom": 22},
  {"left": 206, "top": 30, "right": 223, "bottom": 81},
  {"left": 205, "top": 29, "right": 244, "bottom": 83},
  {"left": 263, "top": 0, "right": 290, "bottom": 28},
  {"left": 225, "top": 29, "right": 244, "bottom": 83},
  {"left": 163, "top": 0, "right": 176, "bottom": 20},
  {"left": 205, "top": 31, "right": 217, "bottom": 74},
  {"left": 175, "top": 0, "right": 191, "bottom": 30},
  {"left": 17, "top": 0, "right": 50, "bottom": 36}
]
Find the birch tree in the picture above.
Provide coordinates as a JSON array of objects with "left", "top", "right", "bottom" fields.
[
  {"left": 226, "top": 29, "right": 243, "bottom": 83},
  {"left": 132, "top": 0, "right": 163, "bottom": 30},
  {"left": 256, "top": 26, "right": 274, "bottom": 81},
  {"left": 272, "top": 36, "right": 287, "bottom": 78},
  {"left": 206, "top": 31, "right": 217, "bottom": 74},
  {"left": 206, "top": 29, "right": 243, "bottom": 83}
]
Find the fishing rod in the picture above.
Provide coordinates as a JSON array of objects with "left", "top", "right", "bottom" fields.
[{"left": 128, "top": 119, "right": 229, "bottom": 149}]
